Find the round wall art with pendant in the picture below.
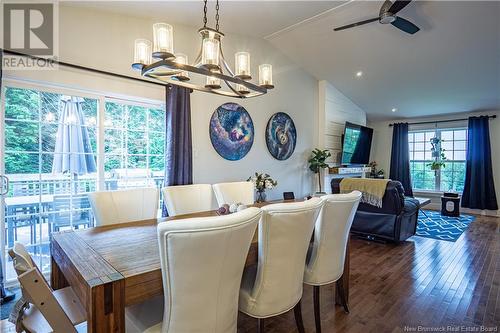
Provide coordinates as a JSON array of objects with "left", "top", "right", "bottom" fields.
[
  {"left": 209, "top": 102, "right": 254, "bottom": 161},
  {"left": 265, "top": 112, "right": 297, "bottom": 160}
]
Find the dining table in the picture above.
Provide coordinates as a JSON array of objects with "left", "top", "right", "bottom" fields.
[{"left": 50, "top": 200, "right": 350, "bottom": 333}]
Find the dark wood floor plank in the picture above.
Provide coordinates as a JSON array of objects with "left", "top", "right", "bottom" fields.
[{"left": 237, "top": 214, "right": 499, "bottom": 332}]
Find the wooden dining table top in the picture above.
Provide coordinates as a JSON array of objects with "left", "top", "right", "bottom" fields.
[{"left": 51, "top": 200, "right": 293, "bottom": 307}]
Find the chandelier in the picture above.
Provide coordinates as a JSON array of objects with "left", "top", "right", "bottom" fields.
[{"left": 131, "top": 0, "right": 274, "bottom": 98}]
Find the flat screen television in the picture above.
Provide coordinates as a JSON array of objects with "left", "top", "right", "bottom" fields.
[{"left": 341, "top": 122, "right": 373, "bottom": 165}]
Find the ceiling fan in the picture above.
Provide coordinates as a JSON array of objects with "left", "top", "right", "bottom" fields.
[{"left": 334, "top": 0, "right": 420, "bottom": 34}]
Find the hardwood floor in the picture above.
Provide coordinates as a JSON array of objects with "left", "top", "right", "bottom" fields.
[
  {"left": 236, "top": 214, "right": 499, "bottom": 332},
  {"left": 2, "top": 214, "right": 498, "bottom": 332}
]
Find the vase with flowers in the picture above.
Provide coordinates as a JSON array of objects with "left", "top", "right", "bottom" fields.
[{"left": 247, "top": 172, "right": 278, "bottom": 203}]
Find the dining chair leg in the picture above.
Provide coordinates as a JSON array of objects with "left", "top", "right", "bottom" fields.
[
  {"left": 293, "top": 299, "right": 305, "bottom": 333},
  {"left": 257, "top": 318, "right": 265, "bottom": 333},
  {"left": 336, "top": 278, "right": 350, "bottom": 313},
  {"left": 313, "top": 285, "right": 322, "bottom": 333}
]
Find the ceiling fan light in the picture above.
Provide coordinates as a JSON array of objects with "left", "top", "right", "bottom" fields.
[{"left": 153, "top": 23, "right": 174, "bottom": 59}]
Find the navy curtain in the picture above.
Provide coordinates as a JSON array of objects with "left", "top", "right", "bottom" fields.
[
  {"left": 162, "top": 85, "right": 193, "bottom": 216},
  {"left": 461, "top": 116, "right": 498, "bottom": 210},
  {"left": 390, "top": 123, "right": 414, "bottom": 197}
]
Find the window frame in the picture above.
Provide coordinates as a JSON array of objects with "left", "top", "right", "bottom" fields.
[
  {"left": 409, "top": 126, "right": 467, "bottom": 193},
  {"left": 0, "top": 79, "right": 165, "bottom": 286}
]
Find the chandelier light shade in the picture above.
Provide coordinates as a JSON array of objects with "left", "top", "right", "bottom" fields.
[
  {"left": 131, "top": 0, "right": 274, "bottom": 98},
  {"left": 235, "top": 52, "right": 251, "bottom": 79},
  {"left": 259, "top": 64, "right": 274, "bottom": 89},
  {"left": 201, "top": 37, "right": 220, "bottom": 69},
  {"left": 236, "top": 84, "right": 250, "bottom": 94},
  {"left": 206, "top": 75, "right": 221, "bottom": 89},
  {"left": 133, "top": 39, "right": 152, "bottom": 68},
  {"left": 152, "top": 23, "right": 174, "bottom": 59},
  {"left": 173, "top": 53, "right": 189, "bottom": 81}
]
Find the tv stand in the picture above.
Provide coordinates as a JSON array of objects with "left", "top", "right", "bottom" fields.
[{"left": 329, "top": 166, "right": 371, "bottom": 177}]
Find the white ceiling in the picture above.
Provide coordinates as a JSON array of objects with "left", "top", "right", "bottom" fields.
[
  {"left": 63, "top": 1, "right": 340, "bottom": 38},
  {"left": 267, "top": 1, "right": 500, "bottom": 120},
  {"left": 64, "top": 1, "right": 500, "bottom": 120}
]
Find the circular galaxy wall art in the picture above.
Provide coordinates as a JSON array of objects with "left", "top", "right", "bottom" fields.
[
  {"left": 265, "top": 112, "right": 297, "bottom": 160},
  {"left": 209, "top": 102, "right": 254, "bottom": 161}
]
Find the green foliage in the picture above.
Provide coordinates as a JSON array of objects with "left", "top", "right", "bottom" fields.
[
  {"left": 5, "top": 88, "right": 40, "bottom": 174},
  {"left": 426, "top": 137, "right": 447, "bottom": 171},
  {"left": 308, "top": 148, "right": 331, "bottom": 193},
  {"left": 5, "top": 88, "right": 166, "bottom": 175},
  {"left": 308, "top": 149, "right": 331, "bottom": 174}
]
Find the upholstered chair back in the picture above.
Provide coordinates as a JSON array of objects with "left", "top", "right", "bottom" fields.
[
  {"left": 156, "top": 207, "right": 261, "bottom": 333},
  {"left": 212, "top": 181, "right": 254, "bottom": 206},
  {"left": 239, "top": 198, "right": 323, "bottom": 318},
  {"left": 304, "top": 191, "right": 361, "bottom": 285},
  {"left": 88, "top": 187, "right": 159, "bottom": 226},
  {"left": 162, "top": 184, "right": 214, "bottom": 216}
]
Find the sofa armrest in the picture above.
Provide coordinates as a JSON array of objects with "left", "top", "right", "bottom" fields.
[{"left": 403, "top": 197, "right": 420, "bottom": 214}]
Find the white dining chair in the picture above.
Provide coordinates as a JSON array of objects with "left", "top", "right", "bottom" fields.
[
  {"left": 304, "top": 191, "right": 361, "bottom": 332},
  {"left": 138, "top": 207, "right": 262, "bottom": 333},
  {"left": 88, "top": 187, "right": 159, "bottom": 226},
  {"left": 238, "top": 198, "right": 323, "bottom": 333},
  {"left": 212, "top": 181, "right": 254, "bottom": 206},
  {"left": 162, "top": 184, "right": 214, "bottom": 216},
  {"left": 8, "top": 243, "right": 87, "bottom": 333}
]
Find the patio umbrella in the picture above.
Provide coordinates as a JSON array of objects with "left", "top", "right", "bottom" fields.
[{"left": 52, "top": 96, "right": 96, "bottom": 188}]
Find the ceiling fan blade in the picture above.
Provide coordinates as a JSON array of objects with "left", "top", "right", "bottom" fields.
[
  {"left": 388, "top": 0, "right": 412, "bottom": 14},
  {"left": 334, "top": 17, "right": 379, "bottom": 31},
  {"left": 391, "top": 16, "right": 420, "bottom": 34}
]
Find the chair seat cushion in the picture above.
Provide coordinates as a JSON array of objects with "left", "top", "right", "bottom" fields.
[
  {"left": 143, "top": 322, "right": 162, "bottom": 333},
  {"left": 22, "top": 287, "right": 86, "bottom": 333},
  {"left": 125, "top": 295, "right": 163, "bottom": 333}
]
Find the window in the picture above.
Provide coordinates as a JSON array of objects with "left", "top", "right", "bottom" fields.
[
  {"left": 409, "top": 128, "right": 467, "bottom": 192},
  {"left": 2, "top": 84, "right": 165, "bottom": 283},
  {"left": 103, "top": 101, "right": 165, "bottom": 208}
]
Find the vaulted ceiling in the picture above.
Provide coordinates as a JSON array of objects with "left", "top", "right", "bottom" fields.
[{"left": 65, "top": 1, "right": 500, "bottom": 120}]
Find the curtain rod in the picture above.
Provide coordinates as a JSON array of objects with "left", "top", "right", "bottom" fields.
[
  {"left": 1, "top": 49, "right": 169, "bottom": 88},
  {"left": 388, "top": 115, "right": 497, "bottom": 127}
]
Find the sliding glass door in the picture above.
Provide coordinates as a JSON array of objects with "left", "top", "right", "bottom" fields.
[{"left": 1, "top": 82, "right": 165, "bottom": 284}]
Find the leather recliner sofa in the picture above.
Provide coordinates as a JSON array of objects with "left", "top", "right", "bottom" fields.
[{"left": 331, "top": 178, "right": 420, "bottom": 243}]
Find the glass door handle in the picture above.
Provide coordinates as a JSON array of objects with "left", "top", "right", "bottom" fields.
[{"left": 0, "top": 175, "right": 9, "bottom": 196}]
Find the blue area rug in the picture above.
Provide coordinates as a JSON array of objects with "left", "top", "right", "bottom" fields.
[{"left": 416, "top": 210, "right": 475, "bottom": 242}]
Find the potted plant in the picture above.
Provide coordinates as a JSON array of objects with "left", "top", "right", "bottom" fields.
[
  {"left": 308, "top": 148, "right": 331, "bottom": 194},
  {"left": 427, "top": 137, "right": 447, "bottom": 171},
  {"left": 247, "top": 172, "right": 278, "bottom": 203},
  {"left": 368, "top": 161, "right": 385, "bottom": 178}
]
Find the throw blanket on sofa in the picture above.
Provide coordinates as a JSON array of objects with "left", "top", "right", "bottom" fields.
[{"left": 340, "top": 178, "right": 390, "bottom": 208}]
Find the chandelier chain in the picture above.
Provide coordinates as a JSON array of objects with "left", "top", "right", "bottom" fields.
[
  {"left": 215, "top": 0, "right": 220, "bottom": 31},
  {"left": 203, "top": 0, "right": 208, "bottom": 28}
]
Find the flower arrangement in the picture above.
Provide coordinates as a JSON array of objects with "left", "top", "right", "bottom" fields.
[{"left": 247, "top": 172, "right": 278, "bottom": 202}]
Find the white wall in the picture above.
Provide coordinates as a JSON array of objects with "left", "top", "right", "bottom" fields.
[
  {"left": 317, "top": 81, "right": 367, "bottom": 193},
  {"left": 369, "top": 110, "right": 500, "bottom": 216},
  {"left": 4, "top": 5, "right": 320, "bottom": 199}
]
